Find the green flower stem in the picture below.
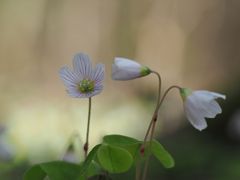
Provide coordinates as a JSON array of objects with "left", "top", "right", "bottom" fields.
[
  {"left": 141, "top": 71, "right": 161, "bottom": 152},
  {"left": 84, "top": 97, "right": 92, "bottom": 159},
  {"left": 141, "top": 85, "right": 181, "bottom": 180},
  {"left": 139, "top": 71, "right": 161, "bottom": 180},
  {"left": 141, "top": 118, "right": 156, "bottom": 180},
  {"left": 151, "top": 71, "right": 162, "bottom": 106}
]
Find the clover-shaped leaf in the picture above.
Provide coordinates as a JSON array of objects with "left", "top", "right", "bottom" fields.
[{"left": 97, "top": 144, "right": 133, "bottom": 173}]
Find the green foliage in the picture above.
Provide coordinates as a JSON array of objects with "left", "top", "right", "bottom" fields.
[
  {"left": 24, "top": 161, "right": 81, "bottom": 180},
  {"left": 79, "top": 144, "right": 101, "bottom": 176},
  {"left": 23, "top": 135, "right": 174, "bottom": 179},
  {"left": 97, "top": 144, "right": 133, "bottom": 173},
  {"left": 24, "top": 164, "right": 46, "bottom": 180},
  {"left": 103, "top": 134, "right": 141, "bottom": 160},
  {"left": 151, "top": 140, "right": 175, "bottom": 168}
]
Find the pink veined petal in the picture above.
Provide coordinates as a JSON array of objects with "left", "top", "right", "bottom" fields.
[
  {"left": 93, "top": 64, "right": 104, "bottom": 83},
  {"left": 94, "top": 84, "right": 103, "bottom": 91},
  {"left": 59, "top": 66, "right": 78, "bottom": 87},
  {"left": 73, "top": 53, "right": 92, "bottom": 78},
  {"left": 90, "top": 89, "right": 102, "bottom": 97},
  {"left": 66, "top": 87, "right": 82, "bottom": 98}
]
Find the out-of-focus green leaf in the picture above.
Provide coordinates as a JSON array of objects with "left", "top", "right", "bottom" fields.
[
  {"left": 97, "top": 144, "right": 133, "bottom": 173},
  {"left": 40, "top": 161, "right": 81, "bottom": 180},
  {"left": 103, "top": 134, "right": 140, "bottom": 145},
  {"left": 78, "top": 161, "right": 101, "bottom": 180},
  {"left": 24, "top": 164, "right": 46, "bottom": 180},
  {"left": 103, "top": 134, "right": 141, "bottom": 160},
  {"left": 151, "top": 140, "right": 175, "bottom": 168},
  {"left": 79, "top": 144, "right": 101, "bottom": 176},
  {"left": 24, "top": 161, "right": 81, "bottom": 180}
]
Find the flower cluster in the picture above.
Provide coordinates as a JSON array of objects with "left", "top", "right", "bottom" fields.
[
  {"left": 59, "top": 53, "right": 226, "bottom": 132},
  {"left": 111, "top": 57, "right": 225, "bottom": 131}
]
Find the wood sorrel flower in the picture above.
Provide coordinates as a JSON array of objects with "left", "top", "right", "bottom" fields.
[
  {"left": 112, "top": 57, "right": 151, "bottom": 80},
  {"left": 180, "top": 88, "right": 226, "bottom": 131},
  {"left": 59, "top": 53, "right": 104, "bottom": 98}
]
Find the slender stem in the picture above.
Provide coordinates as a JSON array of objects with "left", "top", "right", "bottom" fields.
[
  {"left": 140, "top": 71, "right": 161, "bottom": 180},
  {"left": 141, "top": 119, "right": 156, "bottom": 180},
  {"left": 141, "top": 71, "right": 161, "bottom": 152},
  {"left": 141, "top": 85, "right": 181, "bottom": 180},
  {"left": 149, "top": 85, "right": 181, "bottom": 141},
  {"left": 155, "top": 85, "right": 181, "bottom": 113},
  {"left": 151, "top": 71, "right": 162, "bottom": 106},
  {"left": 84, "top": 97, "right": 92, "bottom": 159}
]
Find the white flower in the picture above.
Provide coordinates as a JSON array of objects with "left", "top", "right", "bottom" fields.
[
  {"left": 180, "top": 89, "right": 226, "bottom": 131},
  {"left": 59, "top": 53, "right": 104, "bottom": 98},
  {"left": 112, "top": 57, "right": 151, "bottom": 80}
]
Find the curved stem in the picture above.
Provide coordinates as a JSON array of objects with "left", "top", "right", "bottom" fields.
[
  {"left": 151, "top": 71, "right": 162, "bottom": 106},
  {"left": 141, "top": 71, "right": 161, "bottom": 151},
  {"left": 84, "top": 97, "right": 92, "bottom": 159},
  {"left": 141, "top": 85, "right": 181, "bottom": 180},
  {"left": 156, "top": 85, "right": 181, "bottom": 112}
]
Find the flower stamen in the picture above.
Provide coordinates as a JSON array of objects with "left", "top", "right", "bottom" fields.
[{"left": 78, "top": 79, "right": 95, "bottom": 93}]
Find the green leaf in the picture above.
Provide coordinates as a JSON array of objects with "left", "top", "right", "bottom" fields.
[
  {"left": 79, "top": 144, "right": 101, "bottom": 176},
  {"left": 24, "top": 164, "right": 46, "bottom": 180},
  {"left": 97, "top": 144, "right": 133, "bottom": 173},
  {"left": 103, "top": 134, "right": 141, "bottom": 159},
  {"left": 103, "top": 134, "right": 140, "bottom": 145},
  {"left": 78, "top": 161, "right": 101, "bottom": 180},
  {"left": 24, "top": 161, "right": 81, "bottom": 180},
  {"left": 86, "top": 161, "right": 101, "bottom": 177},
  {"left": 151, "top": 140, "right": 175, "bottom": 168},
  {"left": 40, "top": 161, "right": 81, "bottom": 180}
]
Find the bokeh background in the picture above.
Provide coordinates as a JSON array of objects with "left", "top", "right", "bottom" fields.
[{"left": 1, "top": 0, "right": 240, "bottom": 179}]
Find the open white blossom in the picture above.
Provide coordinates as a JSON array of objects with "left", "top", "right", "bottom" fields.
[
  {"left": 180, "top": 89, "right": 226, "bottom": 131},
  {"left": 112, "top": 57, "right": 151, "bottom": 80},
  {"left": 59, "top": 53, "right": 104, "bottom": 98}
]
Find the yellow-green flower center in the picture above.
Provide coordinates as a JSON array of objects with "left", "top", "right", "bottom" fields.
[{"left": 78, "top": 79, "right": 95, "bottom": 93}]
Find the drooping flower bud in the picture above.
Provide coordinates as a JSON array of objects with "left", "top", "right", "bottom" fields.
[{"left": 112, "top": 57, "right": 151, "bottom": 81}]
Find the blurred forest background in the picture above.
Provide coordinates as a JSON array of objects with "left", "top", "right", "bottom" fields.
[{"left": 0, "top": 0, "right": 240, "bottom": 179}]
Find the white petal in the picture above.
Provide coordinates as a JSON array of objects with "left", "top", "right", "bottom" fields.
[
  {"left": 189, "top": 97, "right": 219, "bottom": 118},
  {"left": 193, "top": 90, "right": 226, "bottom": 101},
  {"left": 73, "top": 53, "right": 92, "bottom": 78},
  {"left": 184, "top": 101, "right": 208, "bottom": 131},
  {"left": 112, "top": 58, "right": 143, "bottom": 80},
  {"left": 114, "top": 57, "right": 141, "bottom": 68},
  {"left": 208, "top": 100, "right": 222, "bottom": 114}
]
